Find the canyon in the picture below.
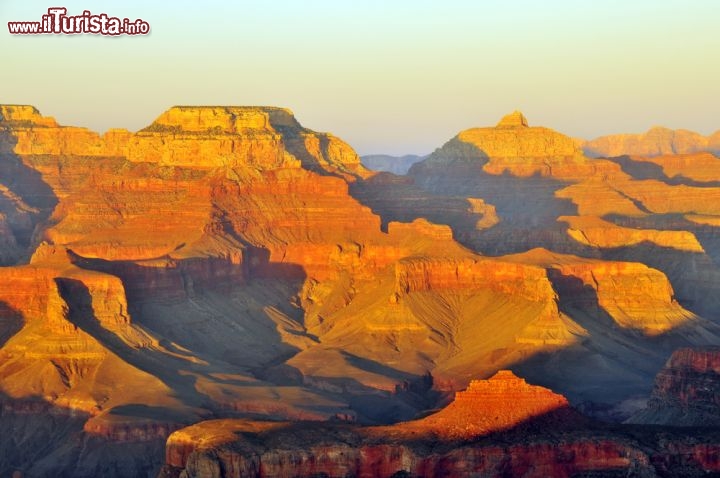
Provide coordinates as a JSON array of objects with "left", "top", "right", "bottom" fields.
[{"left": 1, "top": 104, "right": 720, "bottom": 476}]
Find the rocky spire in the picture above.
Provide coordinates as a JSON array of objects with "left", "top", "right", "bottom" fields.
[{"left": 497, "top": 110, "right": 529, "bottom": 128}]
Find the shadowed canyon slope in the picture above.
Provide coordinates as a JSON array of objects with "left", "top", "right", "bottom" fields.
[
  {"left": 629, "top": 347, "right": 720, "bottom": 426},
  {"left": 1, "top": 104, "right": 720, "bottom": 476}
]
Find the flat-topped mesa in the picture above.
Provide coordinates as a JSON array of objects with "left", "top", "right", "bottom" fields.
[
  {"left": 128, "top": 106, "right": 364, "bottom": 173},
  {"left": 148, "top": 106, "right": 301, "bottom": 134},
  {"left": 393, "top": 256, "right": 556, "bottom": 302},
  {"left": 0, "top": 104, "right": 364, "bottom": 174},
  {"left": 127, "top": 106, "right": 300, "bottom": 169}
]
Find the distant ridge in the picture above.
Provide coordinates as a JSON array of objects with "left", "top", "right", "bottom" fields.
[
  {"left": 361, "top": 154, "right": 426, "bottom": 175},
  {"left": 582, "top": 126, "right": 720, "bottom": 158}
]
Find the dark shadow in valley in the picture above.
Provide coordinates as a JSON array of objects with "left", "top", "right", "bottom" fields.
[
  {"left": 515, "top": 273, "right": 662, "bottom": 406},
  {"left": 341, "top": 351, "right": 419, "bottom": 383},
  {"left": 349, "top": 138, "right": 587, "bottom": 256},
  {"left": 63, "top": 248, "right": 310, "bottom": 372},
  {"left": 505, "top": 265, "right": 720, "bottom": 417},
  {"left": 349, "top": 171, "right": 494, "bottom": 238},
  {"left": 64, "top": 249, "right": 437, "bottom": 424},
  {"left": 607, "top": 155, "right": 720, "bottom": 187},
  {"left": 55, "top": 277, "right": 214, "bottom": 410},
  {"left": 0, "top": 389, "right": 167, "bottom": 478},
  {"left": 607, "top": 155, "right": 669, "bottom": 181},
  {"left": 0, "top": 301, "right": 23, "bottom": 348},
  {"left": 0, "top": 131, "right": 58, "bottom": 256},
  {"left": 546, "top": 269, "right": 618, "bottom": 332}
]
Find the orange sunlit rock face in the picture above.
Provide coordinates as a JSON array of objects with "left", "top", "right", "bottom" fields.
[
  {"left": 393, "top": 370, "right": 572, "bottom": 439},
  {"left": 418, "top": 110, "right": 624, "bottom": 180}
]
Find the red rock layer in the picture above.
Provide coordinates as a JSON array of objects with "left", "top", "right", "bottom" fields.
[
  {"left": 163, "top": 438, "right": 654, "bottom": 478},
  {"left": 393, "top": 257, "right": 554, "bottom": 302}
]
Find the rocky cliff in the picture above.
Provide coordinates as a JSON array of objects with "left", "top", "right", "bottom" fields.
[
  {"left": 415, "top": 110, "right": 622, "bottom": 180},
  {"left": 629, "top": 347, "right": 720, "bottom": 426}
]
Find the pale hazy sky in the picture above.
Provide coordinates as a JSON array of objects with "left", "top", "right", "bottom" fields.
[{"left": 2, "top": 1, "right": 718, "bottom": 155}]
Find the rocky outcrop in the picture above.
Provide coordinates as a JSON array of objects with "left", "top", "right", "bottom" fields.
[
  {"left": 0, "top": 104, "right": 130, "bottom": 157},
  {"left": 396, "top": 370, "right": 573, "bottom": 438},
  {"left": 505, "top": 248, "right": 696, "bottom": 336},
  {"left": 629, "top": 347, "right": 720, "bottom": 426},
  {"left": 403, "top": 113, "right": 629, "bottom": 256},
  {"left": 420, "top": 111, "right": 581, "bottom": 178},
  {"left": 496, "top": 110, "right": 529, "bottom": 127},
  {"left": 560, "top": 215, "right": 704, "bottom": 253},
  {"left": 128, "top": 106, "right": 364, "bottom": 176},
  {"left": 393, "top": 257, "right": 554, "bottom": 302},
  {"left": 583, "top": 126, "right": 720, "bottom": 158},
  {"left": 411, "top": 111, "right": 625, "bottom": 181}
]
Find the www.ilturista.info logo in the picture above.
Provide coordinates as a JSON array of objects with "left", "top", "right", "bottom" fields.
[{"left": 8, "top": 7, "right": 150, "bottom": 35}]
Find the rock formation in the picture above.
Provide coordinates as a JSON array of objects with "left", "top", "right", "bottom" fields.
[
  {"left": 394, "top": 370, "right": 573, "bottom": 438},
  {"left": 629, "top": 347, "right": 720, "bottom": 426},
  {"left": 417, "top": 109, "right": 602, "bottom": 179},
  {"left": 583, "top": 126, "right": 720, "bottom": 158},
  {"left": 559, "top": 215, "right": 704, "bottom": 253}
]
